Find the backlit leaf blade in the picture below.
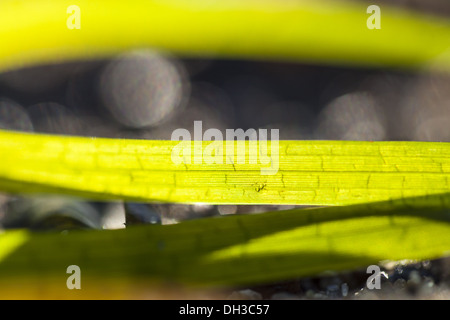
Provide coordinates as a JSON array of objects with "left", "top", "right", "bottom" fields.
[
  {"left": 0, "top": 192, "right": 449, "bottom": 294},
  {"left": 0, "top": 130, "right": 450, "bottom": 205},
  {"left": 0, "top": 1, "right": 449, "bottom": 72}
]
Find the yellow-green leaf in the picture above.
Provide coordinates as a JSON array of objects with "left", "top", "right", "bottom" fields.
[
  {"left": 0, "top": 192, "right": 449, "bottom": 295},
  {"left": 1, "top": 130, "right": 450, "bottom": 205},
  {"left": 0, "top": 0, "right": 449, "bottom": 73}
]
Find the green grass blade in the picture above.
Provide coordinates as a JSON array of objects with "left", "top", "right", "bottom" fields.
[
  {"left": 0, "top": 0, "right": 449, "bottom": 72},
  {"left": 1, "top": 130, "right": 450, "bottom": 205},
  {"left": 0, "top": 193, "right": 449, "bottom": 293}
]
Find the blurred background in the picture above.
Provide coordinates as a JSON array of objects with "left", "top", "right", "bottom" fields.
[{"left": 0, "top": 0, "right": 449, "bottom": 299}]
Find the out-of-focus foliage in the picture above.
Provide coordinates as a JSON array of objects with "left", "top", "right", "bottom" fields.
[{"left": 0, "top": 1, "right": 450, "bottom": 73}]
